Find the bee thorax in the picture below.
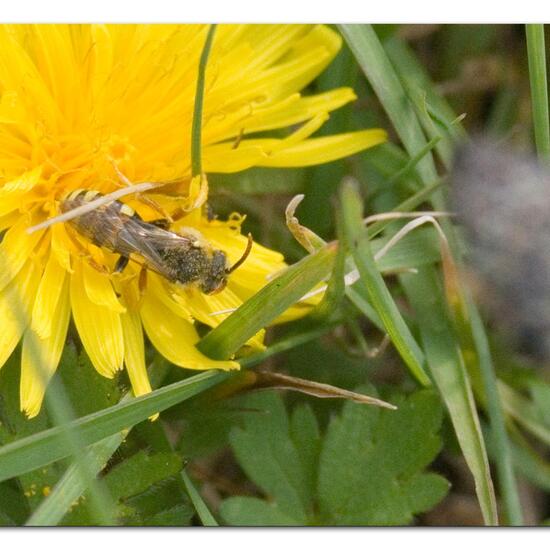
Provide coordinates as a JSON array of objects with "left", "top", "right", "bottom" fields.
[{"left": 161, "top": 247, "right": 228, "bottom": 294}]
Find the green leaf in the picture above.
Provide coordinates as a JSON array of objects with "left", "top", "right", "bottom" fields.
[
  {"left": 124, "top": 480, "right": 193, "bottom": 524},
  {"left": 289, "top": 404, "right": 322, "bottom": 504},
  {"left": 138, "top": 505, "right": 194, "bottom": 527},
  {"left": 317, "top": 389, "right": 448, "bottom": 525},
  {"left": 27, "top": 429, "right": 126, "bottom": 526},
  {"left": 0, "top": 370, "right": 226, "bottom": 483},
  {"left": 198, "top": 242, "right": 336, "bottom": 359},
  {"left": 0, "top": 482, "right": 28, "bottom": 525},
  {"left": 221, "top": 497, "right": 301, "bottom": 526},
  {"left": 499, "top": 381, "right": 550, "bottom": 446},
  {"left": 57, "top": 346, "right": 121, "bottom": 417},
  {"left": 220, "top": 390, "right": 448, "bottom": 526},
  {"left": 226, "top": 392, "right": 314, "bottom": 524},
  {"left": 529, "top": 379, "right": 550, "bottom": 427},
  {"left": 103, "top": 451, "right": 183, "bottom": 501},
  {"left": 210, "top": 167, "right": 306, "bottom": 195},
  {"left": 61, "top": 450, "right": 184, "bottom": 526}
]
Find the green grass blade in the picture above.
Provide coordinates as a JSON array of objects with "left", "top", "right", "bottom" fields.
[
  {"left": 343, "top": 24, "right": 499, "bottom": 525},
  {"left": 191, "top": 25, "right": 217, "bottom": 176},
  {"left": 339, "top": 24, "right": 437, "bottom": 184},
  {"left": 499, "top": 382, "right": 550, "bottom": 446},
  {"left": 384, "top": 30, "right": 520, "bottom": 524},
  {"left": 509, "top": 429, "right": 550, "bottom": 492},
  {"left": 467, "top": 306, "right": 523, "bottom": 525},
  {"left": 340, "top": 181, "right": 430, "bottom": 386},
  {"left": 401, "top": 269, "right": 498, "bottom": 525},
  {"left": 310, "top": 212, "right": 347, "bottom": 321},
  {"left": 198, "top": 243, "right": 337, "bottom": 359},
  {"left": 181, "top": 470, "right": 218, "bottom": 526},
  {"left": 384, "top": 36, "right": 467, "bottom": 169},
  {"left": 0, "top": 370, "right": 225, "bottom": 483},
  {"left": 526, "top": 24, "right": 550, "bottom": 162},
  {"left": 26, "top": 430, "right": 126, "bottom": 526},
  {"left": 26, "top": 324, "right": 340, "bottom": 526}
]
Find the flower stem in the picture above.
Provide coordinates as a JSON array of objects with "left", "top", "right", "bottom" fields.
[{"left": 191, "top": 24, "right": 217, "bottom": 177}]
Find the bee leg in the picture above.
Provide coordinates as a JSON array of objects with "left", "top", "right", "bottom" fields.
[
  {"left": 111, "top": 160, "right": 173, "bottom": 222},
  {"left": 204, "top": 202, "right": 216, "bottom": 221},
  {"left": 114, "top": 255, "right": 130, "bottom": 273},
  {"left": 65, "top": 226, "right": 108, "bottom": 274}
]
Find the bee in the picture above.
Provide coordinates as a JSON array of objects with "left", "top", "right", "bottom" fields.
[{"left": 61, "top": 189, "right": 252, "bottom": 295}]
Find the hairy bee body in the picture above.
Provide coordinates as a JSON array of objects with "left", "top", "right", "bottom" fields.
[{"left": 61, "top": 189, "right": 229, "bottom": 294}]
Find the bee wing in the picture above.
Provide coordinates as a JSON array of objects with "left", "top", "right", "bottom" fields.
[{"left": 116, "top": 218, "right": 193, "bottom": 278}]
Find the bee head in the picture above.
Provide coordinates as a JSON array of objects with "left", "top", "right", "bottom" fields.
[
  {"left": 199, "top": 250, "right": 229, "bottom": 295},
  {"left": 198, "top": 234, "right": 253, "bottom": 295}
]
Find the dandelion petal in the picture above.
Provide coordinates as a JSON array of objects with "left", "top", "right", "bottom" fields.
[
  {"left": 70, "top": 260, "right": 124, "bottom": 378},
  {"left": 141, "top": 290, "right": 238, "bottom": 371},
  {"left": 21, "top": 277, "right": 71, "bottom": 418},
  {"left": 31, "top": 252, "right": 67, "bottom": 339},
  {"left": 0, "top": 261, "right": 41, "bottom": 369}
]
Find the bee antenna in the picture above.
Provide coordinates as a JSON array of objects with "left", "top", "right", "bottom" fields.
[{"left": 226, "top": 233, "right": 253, "bottom": 275}]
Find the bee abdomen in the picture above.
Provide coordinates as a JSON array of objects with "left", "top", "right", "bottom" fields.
[
  {"left": 63, "top": 189, "right": 139, "bottom": 219},
  {"left": 61, "top": 188, "right": 141, "bottom": 250}
]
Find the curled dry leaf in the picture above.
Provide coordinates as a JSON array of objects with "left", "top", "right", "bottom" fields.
[
  {"left": 285, "top": 194, "right": 326, "bottom": 253},
  {"left": 250, "top": 371, "right": 397, "bottom": 410}
]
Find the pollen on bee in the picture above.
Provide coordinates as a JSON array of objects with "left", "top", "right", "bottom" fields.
[
  {"left": 84, "top": 190, "right": 100, "bottom": 202},
  {"left": 120, "top": 203, "right": 135, "bottom": 216}
]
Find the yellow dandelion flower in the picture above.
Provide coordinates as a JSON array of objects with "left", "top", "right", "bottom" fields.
[{"left": 0, "top": 24, "right": 386, "bottom": 418}]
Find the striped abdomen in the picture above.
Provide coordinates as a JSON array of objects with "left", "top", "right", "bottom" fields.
[{"left": 60, "top": 189, "right": 141, "bottom": 253}]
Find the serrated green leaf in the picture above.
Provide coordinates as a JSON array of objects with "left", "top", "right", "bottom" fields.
[
  {"left": 57, "top": 346, "right": 120, "bottom": 417},
  {"left": 124, "top": 477, "right": 191, "bottom": 520},
  {"left": 103, "top": 451, "right": 182, "bottom": 501},
  {"left": 138, "top": 505, "right": 194, "bottom": 527},
  {"left": 220, "top": 496, "right": 301, "bottom": 526},
  {"left": 317, "top": 389, "right": 448, "bottom": 525},
  {"left": 220, "top": 389, "right": 447, "bottom": 526},
  {"left": 227, "top": 392, "right": 311, "bottom": 524},
  {"left": 289, "top": 404, "right": 321, "bottom": 504},
  {"left": 61, "top": 450, "right": 184, "bottom": 526}
]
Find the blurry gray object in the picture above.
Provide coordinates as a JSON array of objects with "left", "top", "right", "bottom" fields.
[{"left": 450, "top": 139, "right": 550, "bottom": 361}]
